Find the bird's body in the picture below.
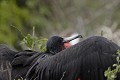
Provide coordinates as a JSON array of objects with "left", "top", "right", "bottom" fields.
[
  {"left": 0, "top": 44, "right": 17, "bottom": 62},
  {"left": 0, "top": 45, "right": 37, "bottom": 79},
  {"left": 0, "top": 44, "right": 17, "bottom": 80},
  {"left": 26, "top": 36, "right": 120, "bottom": 80},
  {"left": 11, "top": 35, "right": 80, "bottom": 79},
  {"left": 11, "top": 50, "right": 54, "bottom": 79},
  {"left": 11, "top": 50, "right": 38, "bottom": 79}
]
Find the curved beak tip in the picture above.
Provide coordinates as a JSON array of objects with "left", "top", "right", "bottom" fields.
[{"left": 78, "top": 34, "right": 83, "bottom": 38}]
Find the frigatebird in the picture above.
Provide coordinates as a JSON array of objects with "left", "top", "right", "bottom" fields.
[
  {"left": 11, "top": 35, "right": 82, "bottom": 79},
  {"left": 26, "top": 36, "right": 120, "bottom": 80}
]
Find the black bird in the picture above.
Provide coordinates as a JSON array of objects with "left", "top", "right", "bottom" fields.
[
  {"left": 26, "top": 36, "right": 120, "bottom": 80},
  {"left": 11, "top": 35, "right": 82, "bottom": 79}
]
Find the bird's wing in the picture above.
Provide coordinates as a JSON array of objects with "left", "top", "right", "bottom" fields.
[
  {"left": 26, "top": 53, "right": 53, "bottom": 79},
  {"left": 12, "top": 50, "right": 36, "bottom": 66},
  {"left": 0, "top": 44, "right": 17, "bottom": 62},
  {"left": 11, "top": 50, "right": 47, "bottom": 79},
  {"left": 26, "top": 36, "right": 120, "bottom": 80},
  {"left": 11, "top": 50, "right": 40, "bottom": 79}
]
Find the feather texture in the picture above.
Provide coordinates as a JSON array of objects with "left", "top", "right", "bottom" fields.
[{"left": 26, "top": 36, "right": 120, "bottom": 80}]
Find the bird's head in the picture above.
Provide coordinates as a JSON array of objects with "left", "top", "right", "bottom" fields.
[{"left": 46, "top": 34, "right": 83, "bottom": 54}]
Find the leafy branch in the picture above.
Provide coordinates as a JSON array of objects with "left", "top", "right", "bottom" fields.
[
  {"left": 11, "top": 26, "right": 48, "bottom": 52},
  {"left": 21, "top": 27, "right": 48, "bottom": 52},
  {"left": 104, "top": 49, "right": 120, "bottom": 80}
]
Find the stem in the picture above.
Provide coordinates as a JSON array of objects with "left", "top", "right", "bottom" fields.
[{"left": 32, "top": 26, "right": 35, "bottom": 50}]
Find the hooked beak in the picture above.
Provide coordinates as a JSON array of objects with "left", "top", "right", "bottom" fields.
[{"left": 63, "top": 34, "right": 83, "bottom": 43}]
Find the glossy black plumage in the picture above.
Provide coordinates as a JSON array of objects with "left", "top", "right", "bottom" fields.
[
  {"left": 11, "top": 50, "right": 38, "bottom": 79},
  {"left": 46, "top": 36, "right": 65, "bottom": 54},
  {"left": 0, "top": 44, "right": 17, "bottom": 62},
  {"left": 11, "top": 36, "right": 68, "bottom": 79},
  {"left": 0, "top": 44, "right": 16, "bottom": 80},
  {"left": 26, "top": 36, "right": 120, "bottom": 80},
  {"left": 0, "top": 36, "right": 74, "bottom": 80}
]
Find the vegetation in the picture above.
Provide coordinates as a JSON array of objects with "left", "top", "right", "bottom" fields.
[
  {"left": 21, "top": 27, "right": 48, "bottom": 52},
  {"left": 1, "top": 0, "right": 120, "bottom": 49},
  {"left": 105, "top": 49, "right": 120, "bottom": 80},
  {"left": 0, "top": 0, "right": 52, "bottom": 49}
]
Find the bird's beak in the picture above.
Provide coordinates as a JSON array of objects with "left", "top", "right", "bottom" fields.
[{"left": 63, "top": 34, "right": 83, "bottom": 43}]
